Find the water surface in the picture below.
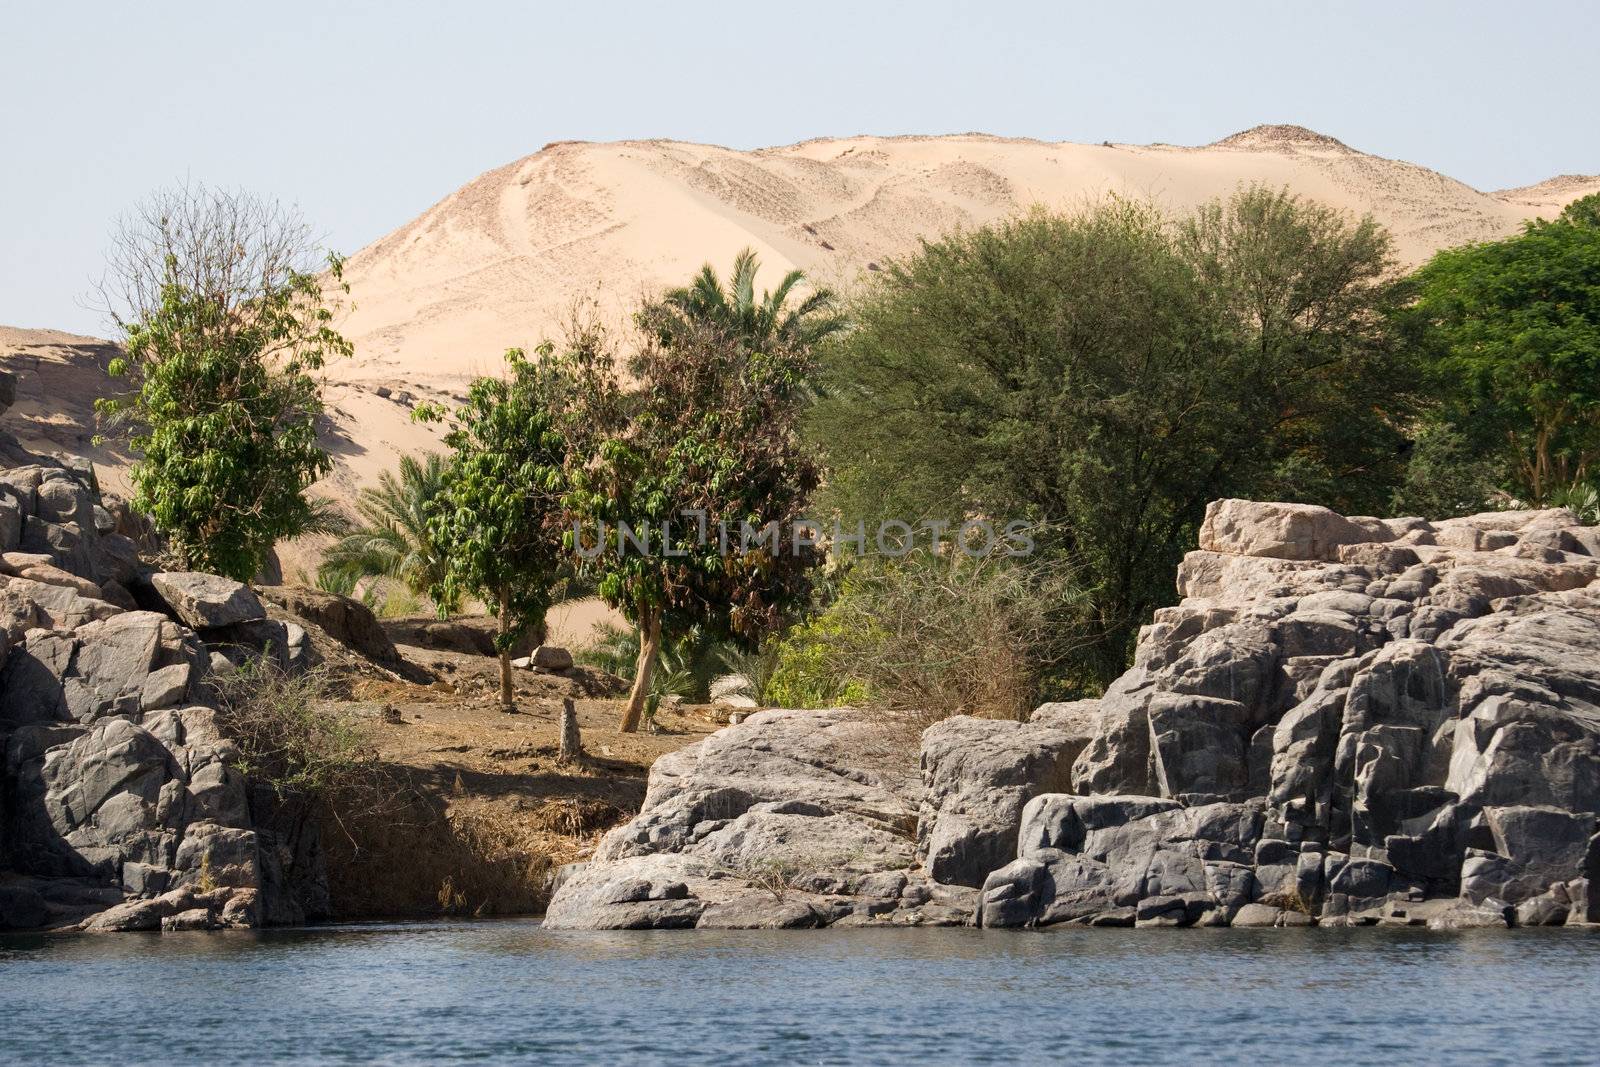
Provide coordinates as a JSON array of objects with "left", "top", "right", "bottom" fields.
[{"left": 3, "top": 921, "right": 1597, "bottom": 1065}]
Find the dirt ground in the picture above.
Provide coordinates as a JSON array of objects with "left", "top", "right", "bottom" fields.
[{"left": 314, "top": 640, "right": 722, "bottom": 920}]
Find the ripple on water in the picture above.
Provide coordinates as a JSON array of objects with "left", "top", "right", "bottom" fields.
[{"left": 2, "top": 923, "right": 1600, "bottom": 1065}]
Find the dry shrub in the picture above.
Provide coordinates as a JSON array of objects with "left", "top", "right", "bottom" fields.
[
  {"left": 771, "top": 551, "right": 1086, "bottom": 748},
  {"left": 322, "top": 790, "right": 628, "bottom": 919},
  {"left": 208, "top": 660, "right": 390, "bottom": 818},
  {"left": 528, "top": 797, "right": 625, "bottom": 837}
]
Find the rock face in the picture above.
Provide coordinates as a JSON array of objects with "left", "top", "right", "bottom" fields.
[
  {"left": 553, "top": 498, "right": 1600, "bottom": 931},
  {"left": 982, "top": 499, "right": 1600, "bottom": 929},
  {"left": 257, "top": 585, "right": 398, "bottom": 666},
  {"left": 544, "top": 709, "right": 975, "bottom": 929},
  {"left": 916, "top": 716, "right": 1082, "bottom": 887},
  {"left": 0, "top": 425, "right": 327, "bottom": 931}
]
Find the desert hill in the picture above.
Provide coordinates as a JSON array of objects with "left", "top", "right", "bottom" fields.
[{"left": 330, "top": 124, "right": 1600, "bottom": 391}]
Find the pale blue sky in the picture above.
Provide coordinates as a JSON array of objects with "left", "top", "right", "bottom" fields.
[{"left": 3, "top": 0, "right": 1595, "bottom": 335}]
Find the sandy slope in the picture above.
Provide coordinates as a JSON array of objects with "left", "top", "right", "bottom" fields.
[
  {"left": 331, "top": 124, "right": 1600, "bottom": 391},
  {"left": 5, "top": 124, "right": 1596, "bottom": 592}
]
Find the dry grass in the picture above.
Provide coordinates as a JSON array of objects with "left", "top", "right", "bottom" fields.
[{"left": 322, "top": 789, "right": 622, "bottom": 918}]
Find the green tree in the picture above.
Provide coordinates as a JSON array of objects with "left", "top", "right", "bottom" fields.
[
  {"left": 812, "top": 191, "right": 1417, "bottom": 691},
  {"left": 318, "top": 453, "right": 458, "bottom": 610},
  {"left": 1559, "top": 192, "right": 1600, "bottom": 230},
  {"left": 571, "top": 309, "right": 822, "bottom": 732},
  {"left": 97, "top": 184, "right": 350, "bottom": 580},
  {"left": 426, "top": 338, "right": 618, "bottom": 711},
  {"left": 1406, "top": 201, "right": 1600, "bottom": 504}
]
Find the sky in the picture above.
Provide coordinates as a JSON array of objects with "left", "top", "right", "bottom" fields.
[{"left": 3, "top": 0, "right": 1596, "bottom": 336}]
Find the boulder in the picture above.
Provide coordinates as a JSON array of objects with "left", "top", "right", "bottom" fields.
[
  {"left": 917, "top": 716, "right": 1080, "bottom": 887},
  {"left": 512, "top": 645, "right": 576, "bottom": 672},
  {"left": 596, "top": 709, "right": 916, "bottom": 864},
  {"left": 542, "top": 855, "right": 711, "bottom": 930},
  {"left": 150, "top": 572, "right": 266, "bottom": 629},
  {"left": 381, "top": 614, "right": 538, "bottom": 658},
  {"left": 1198, "top": 499, "right": 1380, "bottom": 562},
  {"left": 256, "top": 585, "right": 399, "bottom": 665}
]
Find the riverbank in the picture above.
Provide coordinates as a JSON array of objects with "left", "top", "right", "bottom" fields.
[{"left": 317, "top": 640, "right": 720, "bottom": 918}]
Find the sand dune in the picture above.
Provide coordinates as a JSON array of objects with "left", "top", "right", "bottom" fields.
[
  {"left": 331, "top": 124, "right": 1600, "bottom": 392},
  {"left": 5, "top": 124, "right": 1596, "bottom": 589}
]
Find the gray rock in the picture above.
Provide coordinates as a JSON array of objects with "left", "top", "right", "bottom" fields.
[
  {"left": 547, "top": 496, "right": 1600, "bottom": 934},
  {"left": 542, "top": 855, "right": 711, "bottom": 930},
  {"left": 1199, "top": 499, "right": 1379, "bottom": 562},
  {"left": 150, "top": 572, "right": 266, "bottom": 629},
  {"left": 916, "top": 715, "right": 1079, "bottom": 887},
  {"left": 1231, "top": 902, "right": 1285, "bottom": 927},
  {"left": 256, "top": 585, "right": 399, "bottom": 665},
  {"left": 696, "top": 893, "right": 824, "bottom": 929}
]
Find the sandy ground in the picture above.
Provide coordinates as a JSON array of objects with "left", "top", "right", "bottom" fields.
[{"left": 318, "top": 635, "right": 720, "bottom": 917}]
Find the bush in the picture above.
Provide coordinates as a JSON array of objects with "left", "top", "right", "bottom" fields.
[
  {"left": 767, "top": 552, "right": 1084, "bottom": 729},
  {"left": 207, "top": 660, "right": 383, "bottom": 806}
]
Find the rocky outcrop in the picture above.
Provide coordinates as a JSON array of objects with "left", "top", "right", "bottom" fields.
[
  {"left": 257, "top": 585, "right": 398, "bottom": 666},
  {"left": 0, "top": 425, "right": 333, "bottom": 931},
  {"left": 916, "top": 715, "right": 1083, "bottom": 887},
  {"left": 544, "top": 709, "right": 975, "bottom": 929},
  {"left": 553, "top": 498, "right": 1600, "bottom": 932},
  {"left": 981, "top": 500, "right": 1600, "bottom": 929}
]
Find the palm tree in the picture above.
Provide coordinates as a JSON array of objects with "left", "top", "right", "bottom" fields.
[
  {"left": 657, "top": 248, "right": 845, "bottom": 350},
  {"left": 318, "top": 453, "right": 459, "bottom": 611}
]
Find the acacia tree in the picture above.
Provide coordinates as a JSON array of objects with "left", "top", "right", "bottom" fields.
[
  {"left": 96, "top": 184, "right": 350, "bottom": 580},
  {"left": 812, "top": 192, "right": 1417, "bottom": 689},
  {"left": 1406, "top": 194, "right": 1600, "bottom": 504},
  {"left": 426, "top": 338, "right": 618, "bottom": 711},
  {"left": 571, "top": 306, "right": 825, "bottom": 733}
]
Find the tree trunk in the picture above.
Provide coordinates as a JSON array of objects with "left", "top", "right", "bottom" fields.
[
  {"left": 558, "top": 697, "right": 583, "bottom": 763},
  {"left": 620, "top": 610, "right": 661, "bottom": 733},
  {"left": 497, "top": 599, "right": 515, "bottom": 712}
]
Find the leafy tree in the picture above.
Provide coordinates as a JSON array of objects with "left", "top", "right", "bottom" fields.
[
  {"left": 1559, "top": 192, "right": 1600, "bottom": 230},
  {"left": 1177, "top": 185, "right": 1418, "bottom": 510},
  {"left": 319, "top": 453, "right": 458, "bottom": 610},
  {"left": 426, "top": 338, "right": 618, "bottom": 711},
  {"left": 96, "top": 184, "right": 350, "bottom": 580},
  {"left": 656, "top": 247, "right": 846, "bottom": 351},
  {"left": 570, "top": 308, "right": 822, "bottom": 732},
  {"left": 812, "top": 191, "right": 1417, "bottom": 691},
  {"left": 1406, "top": 201, "right": 1600, "bottom": 504}
]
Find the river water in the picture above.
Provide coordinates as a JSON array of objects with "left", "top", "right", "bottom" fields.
[{"left": 3, "top": 921, "right": 1598, "bottom": 1065}]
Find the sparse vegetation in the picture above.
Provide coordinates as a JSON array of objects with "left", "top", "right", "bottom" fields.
[
  {"left": 767, "top": 551, "right": 1085, "bottom": 730},
  {"left": 207, "top": 660, "right": 382, "bottom": 807},
  {"left": 96, "top": 183, "right": 351, "bottom": 580}
]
